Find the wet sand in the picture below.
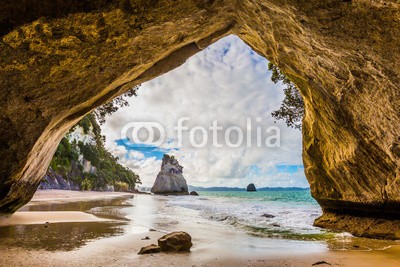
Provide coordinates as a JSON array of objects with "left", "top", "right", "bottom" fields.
[
  {"left": 0, "top": 190, "right": 399, "bottom": 267},
  {"left": 0, "top": 190, "right": 133, "bottom": 226},
  {"left": 28, "top": 189, "right": 134, "bottom": 203},
  {"left": 0, "top": 211, "right": 108, "bottom": 226}
]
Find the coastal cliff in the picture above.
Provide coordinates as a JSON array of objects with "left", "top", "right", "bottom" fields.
[
  {"left": 151, "top": 155, "right": 189, "bottom": 195},
  {"left": 0, "top": 0, "right": 399, "bottom": 238},
  {"left": 40, "top": 113, "right": 141, "bottom": 192}
]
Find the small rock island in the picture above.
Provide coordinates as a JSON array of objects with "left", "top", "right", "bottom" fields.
[
  {"left": 247, "top": 183, "right": 257, "bottom": 192},
  {"left": 151, "top": 154, "right": 189, "bottom": 195}
]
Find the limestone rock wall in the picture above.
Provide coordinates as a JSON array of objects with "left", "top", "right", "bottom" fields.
[
  {"left": 0, "top": 0, "right": 399, "bottom": 238},
  {"left": 234, "top": 0, "right": 400, "bottom": 217},
  {"left": 0, "top": 0, "right": 234, "bottom": 214}
]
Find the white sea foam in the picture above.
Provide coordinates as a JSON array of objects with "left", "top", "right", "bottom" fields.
[{"left": 164, "top": 191, "right": 324, "bottom": 238}]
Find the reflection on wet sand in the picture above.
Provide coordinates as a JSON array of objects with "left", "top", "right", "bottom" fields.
[
  {"left": 1, "top": 193, "right": 400, "bottom": 267},
  {"left": 22, "top": 196, "right": 133, "bottom": 221},
  {"left": 20, "top": 196, "right": 132, "bottom": 212},
  {"left": 326, "top": 234, "right": 400, "bottom": 252},
  {"left": 0, "top": 196, "right": 133, "bottom": 251},
  {"left": 0, "top": 221, "right": 127, "bottom": 251}
]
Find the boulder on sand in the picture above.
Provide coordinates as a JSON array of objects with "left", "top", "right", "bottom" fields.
[
  {"left": 189, "top": 191, "right": 199, "bottom": 196},
  {"left": 138, "top": 244, "right": 161, "bottom": 254},
  {"left": 158, "top": 231, "right": 192, "bottom": 252},
  {"left": 151, "top": 155, "right": 189, "bottom": 195}
]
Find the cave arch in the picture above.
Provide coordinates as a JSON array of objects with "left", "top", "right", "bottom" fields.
[{"left": 0, "top": 0, "right": 399, "bottom": 238}]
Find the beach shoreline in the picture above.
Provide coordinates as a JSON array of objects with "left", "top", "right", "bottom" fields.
[
  {"left": 28, "top": 189, "right": 135, "bottom": 204},
  {"left": 0, "top": 189, "right": 399, "bottom": 267}
]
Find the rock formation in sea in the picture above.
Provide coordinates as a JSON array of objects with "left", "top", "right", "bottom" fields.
[
  {"left": 246, "top": 183, "right": 257, "bottom": 192},
  {"left": 0, "top": 0, "right": 399, "bottom": 238},
  {"left": 151, "top": 155, "right": 189, "bottom": 195}
]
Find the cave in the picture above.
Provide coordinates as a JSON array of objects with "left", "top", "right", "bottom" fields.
[{"left": 0, "top": 0, "right": 399, "bottom": 239}]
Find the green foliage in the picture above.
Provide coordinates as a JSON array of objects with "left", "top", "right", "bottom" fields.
[
  {"left": 74, "top": 113, "right": 103, "bottom": 146},
  {"left": 115, "top": 181, "right": 129, "bottom": 192},
  {"left": 269, "top": 63, "right": 304, "bottom": 130},
  {"left": 50, "top": 137, "right": 79, "bottom": 172},
  {"left": 81, "top": 177, "right": 93, "bottom": 191},
  {"left": 78, "top": 142, "right": 101, "bottom": 166},
  {"left": 48, "top": 111, "right": 141, "bottom": 191},
  {"left": 79, "top": 116, "right": 91, "bottom": 134},
  {"left": 77, "top": 140, "right": 141, "bottom": 190},
  {"left": 94, "top": 86, "right": 139, "bottom": 125}
]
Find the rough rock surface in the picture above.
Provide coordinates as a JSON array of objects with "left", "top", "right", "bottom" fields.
[
  {"left": 39, "top": 166, "right": 80, "bottom": 191},
  {"left": 246, "top": 183, "right": 257, "bottom": 192},
  {"left": 158, "top": 231, "right": 192, "bottom": 252},
  {"left": 151, "top": 155, "right": 188, "bottom": 195},
  {"left": 314, "top": 213, "right": 400, "bottom": 240},
  {"left": 137, "top": 244, "right": 161, "bottom": 255},
  {"left": 0, "top": 0, "right": 399, "bottom": 238},
  {"left": 189, "top": 191, "right": 199, "bottom": 196}
]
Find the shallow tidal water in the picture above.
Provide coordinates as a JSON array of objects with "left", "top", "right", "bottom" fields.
[
  {"left": 0, "top": 197, "right": 132, "bottom": 251},
  {"left": 131, "top": 191, "right": 400, "bottom": 253},
  {"left": 0, "top": 191, "right": 399, "bottom": 256}
]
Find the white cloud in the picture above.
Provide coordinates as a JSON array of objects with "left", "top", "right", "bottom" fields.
[
  {"left": 107, "top": 144, "right": 127, "bottom": 160},
  {"left": 102, "top": 35, "right": 305, "bottom": 188},
  {"left": 128, "top": 150, "right": 145, "bottom": 160}
]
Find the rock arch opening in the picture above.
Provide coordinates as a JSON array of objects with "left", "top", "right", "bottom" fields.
[
  {"left": 100, "top": 35, "right": 305, "bottom": 192},
  {"left": 0, "top": 0, "right": 399, "bottom": 238}
]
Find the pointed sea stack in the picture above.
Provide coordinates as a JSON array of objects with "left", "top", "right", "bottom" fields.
[
  {"left": 246, "top": 183, "right": 257, "bottom": 192},
  {"left": 151, "top": 155, "right": 189, "bottom": 195}
]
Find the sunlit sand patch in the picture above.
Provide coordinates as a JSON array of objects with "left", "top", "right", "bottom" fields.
[{"left": 0, "top": 211, "right": 109, "bottom": 226}]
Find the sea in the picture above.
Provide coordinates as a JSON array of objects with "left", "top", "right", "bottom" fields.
[
  {"left": 125, "top": 189, "right": 399, "bottom": 253},
  {"left": 167, "top": 190, "right": 324, "bottom": 240},
  {"left": 1, "top": 189, "right": 397, "bottom": 255}
]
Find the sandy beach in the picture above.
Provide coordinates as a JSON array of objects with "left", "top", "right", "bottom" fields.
[
  {"left": 0, "top": 190, "right": 399, "bottom": 267},
  {"left": 0, "top": 211, "right": 108, "bottom": 226},
  {"left": 27, "top": 189, "right": 135, "bottom": 203},
  {"left": 0, "top": 190, "right": 133, "bottom": 226}
]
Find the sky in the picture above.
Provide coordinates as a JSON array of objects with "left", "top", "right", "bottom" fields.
[{"left": 101, "top": 35, "right": 307, "bottom": 188}]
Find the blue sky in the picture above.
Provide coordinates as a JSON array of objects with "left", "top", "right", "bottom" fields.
[
  {"left": 115, "top": 139, "right": 170, "bottom": 160},
  {"left": 102, "top": 35, "right": 307, "bottom": 188}
]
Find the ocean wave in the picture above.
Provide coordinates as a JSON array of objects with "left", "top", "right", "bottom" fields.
[{"left": 165, "top": 191, "right": 326, "bottom": 240}]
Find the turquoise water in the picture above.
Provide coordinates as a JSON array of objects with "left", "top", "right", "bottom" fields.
[
  {"left": 124, "top": 192, "right": 400, "bottom": 252},
  {"left": 165, "top": 189, "right": 328, "bottom": 241},
  {"left": 198, "top": 190, "right": 317, "bottom": 204},
  {"left": 170, "top": 190, "right": 400, "bottom": 250}
]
